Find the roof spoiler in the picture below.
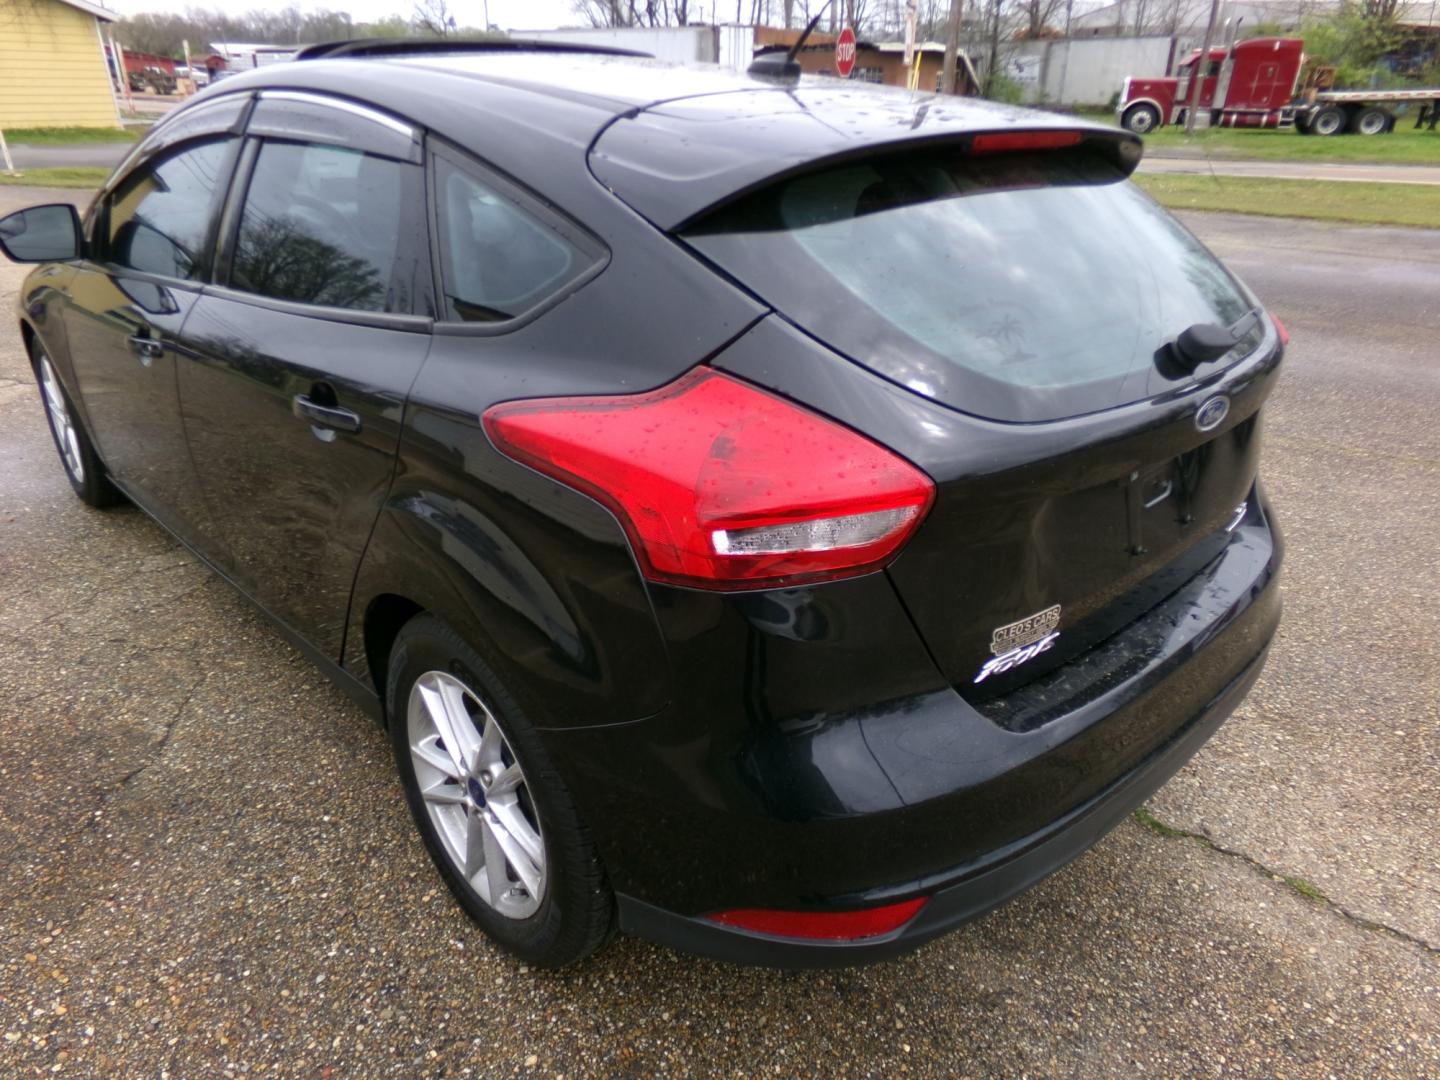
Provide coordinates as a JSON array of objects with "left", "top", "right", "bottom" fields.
[{"left": 295, "top": 38, "right": 654, "bottom": 62}]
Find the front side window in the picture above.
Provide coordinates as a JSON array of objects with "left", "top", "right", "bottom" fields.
[
  {"left": 230, "top": 141, "right": 424, "bottom": 314},
  {"left": 105, "top": 137, "right": 236, "bottom": 280},
  {"left": 434, "top": 156, "right": 597, "bottom": 323}
]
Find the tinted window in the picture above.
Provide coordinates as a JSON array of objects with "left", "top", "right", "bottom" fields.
[
  {"left": 435, "top": 157, "right": 594, "bottom": 323},
  {"left": 231, "top": 141, "right": 424, "bottom": 314},
  {"left": 685, "top": 148, "right": 1257, "bottom": 423},
  {"left": 106, "top": 138, "right": 235, "bottom": 280}
]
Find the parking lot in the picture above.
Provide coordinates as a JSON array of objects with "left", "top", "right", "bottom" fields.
[{"left": 0, "top": 184, "right": 1436, "bottom": 1077}]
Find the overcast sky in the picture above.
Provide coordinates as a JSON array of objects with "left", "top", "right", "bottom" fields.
[{"left": 101, "top": 0, "right": 586, "bottom": 31}]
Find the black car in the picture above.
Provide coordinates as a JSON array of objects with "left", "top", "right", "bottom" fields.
[{"left": 1, "top": 41, "right": 1284, "bottom": 969}]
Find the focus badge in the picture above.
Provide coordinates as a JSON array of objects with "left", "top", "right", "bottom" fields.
[{"left": 975, "top": 604, "right": 1062, "bottom": 684}]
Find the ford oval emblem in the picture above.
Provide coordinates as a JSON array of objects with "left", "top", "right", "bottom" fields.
[{"left": 1195, "top": 395, "right": 1230, "bottom": 433}]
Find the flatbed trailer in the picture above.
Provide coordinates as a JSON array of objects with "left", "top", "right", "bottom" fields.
[
  {"left": 1119, "top": 36, "right": 1440, "bottom": 136},
  {"left": 1296, "top": 88, "right": 1440, "bottom": 135}
]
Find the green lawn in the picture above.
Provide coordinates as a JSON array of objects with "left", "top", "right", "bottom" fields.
[
  {"left": 1134, "top": 173, "right": 1440, "bottom": 228},
  {"left": 0, "top": 167, "right": 110, "bottom": 188},
  {"left": 1136, "top": 123, "right": 1440, "bottom": 165},
  {"left": 1, "top": 126, "right": 139, "bottom": 145}
]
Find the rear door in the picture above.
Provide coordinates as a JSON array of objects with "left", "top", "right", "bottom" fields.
[{"left": 174, "top": 92, "right": 434, "bottom": 656}]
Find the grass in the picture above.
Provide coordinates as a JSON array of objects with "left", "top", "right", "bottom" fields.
[
  {"left": 1134, "top": 173, "right": 1440, "bottom": 228},
  {"left": 1, "top": 126, "right": 139, "bottom": 145},
  {"left": 1132, "top": 807, "right": 1190, "bottom": 838},
  {"left": 0, "top": 166, "right": 110, "bottom": 189},
  {"left": 1136, "top": 123, "right": 1440, "bottom": 165},
  {"left": 1283, "top": 874, "right": 1329, "bottom": 903}
]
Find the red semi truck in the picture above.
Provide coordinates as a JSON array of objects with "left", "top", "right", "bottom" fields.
[{"left": 1118, "top": 36, "right": 1440, "bottom": 136}]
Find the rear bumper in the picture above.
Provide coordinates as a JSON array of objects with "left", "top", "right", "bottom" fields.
[
  {"left": 554, "top": 494, "right": 1281, "bottom": 965},
  {"left": 617, "top": 639, "right": 1268, "bottom": 967}
]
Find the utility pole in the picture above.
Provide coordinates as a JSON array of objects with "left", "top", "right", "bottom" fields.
[
  {"left": 1184, "top": 0, "right": 1221, "bottom": 134},
  {"left": 940, "top": 0, "right": 962, "bottom": 93}
]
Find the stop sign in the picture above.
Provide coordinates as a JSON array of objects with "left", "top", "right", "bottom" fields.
[{"left": 835, "top": 27, "right": 857, "bottom": 79}]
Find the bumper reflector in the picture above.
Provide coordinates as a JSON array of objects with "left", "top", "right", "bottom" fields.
[{"left": 706, "top": 897, "right": 928, "bottom": 940}]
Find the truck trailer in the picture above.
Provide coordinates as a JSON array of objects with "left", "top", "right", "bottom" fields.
[{"left": 1117, "top": 36, "right": 1440, "bottom": 136}]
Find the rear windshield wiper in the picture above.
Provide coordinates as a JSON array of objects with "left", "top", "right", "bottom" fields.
[{"left": 1169, "top": 308, "right": 1263, "bottom": 371}]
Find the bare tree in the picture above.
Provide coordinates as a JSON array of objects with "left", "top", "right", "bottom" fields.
[
  {"left": 413, "top": 0, "right": 457, "bottom": 36},
  {"left": 572, "top": 0, "right": 696, "bottom": 24},
  {"left": 1018, "top": 0, "right": 1063, "bottom": 35}
]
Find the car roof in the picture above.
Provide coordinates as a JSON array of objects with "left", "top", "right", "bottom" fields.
[{"left": 191, "top": 50, "right": 1136, "bottom": 231}]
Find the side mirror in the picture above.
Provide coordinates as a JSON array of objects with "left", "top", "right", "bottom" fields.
[{"left": 0, "top": 203, "right": 82, "bottom": 263}]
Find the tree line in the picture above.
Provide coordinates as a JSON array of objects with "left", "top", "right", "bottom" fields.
[{"left": 114, "top": 2, "right": 494, "bottom": 59}]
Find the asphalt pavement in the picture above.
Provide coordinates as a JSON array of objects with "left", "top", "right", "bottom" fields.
[
  {"left": 5, "top": 143, "right": 134, "bottom": 171},
  {"left": 0, "top": 187, "right": 1436, "bottom": 1077}
]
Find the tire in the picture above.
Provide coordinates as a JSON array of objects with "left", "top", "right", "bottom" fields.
[
  {"left": 1311, "top": 105, "right": 1348, "bottom": 136},
  {"left": 386, "top": 614, "right": 614, "bottom": 968},
  {"left": 1350, "top": 106, "right": 1390, "bottom": 135},
  {"left": 31, "top": 342, "right": 123, "bottom": 508},
  {"left": 1121, "top": 102, "right": 1161, "bottom": 135},
  {"left": 1295, "top": 113, "right": 1315, "bottom": 135}
]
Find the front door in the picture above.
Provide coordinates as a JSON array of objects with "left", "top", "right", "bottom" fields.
[
  {"left": 62, "top": 135, "right": 241, "bottom": 538},
  {"left": 175, "top": 94, "right": 434, "bottom": 657}
]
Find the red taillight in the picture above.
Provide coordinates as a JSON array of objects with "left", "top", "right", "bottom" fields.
[
  {"left": 707, "top": 898, "right": 928, "bottom": 940},
  {"left": 484, "top": 368, "right": 934, "bottom": 590},
  {"left": 970, "top": 130, "right": 1084, "bottom": 154},
  {"left": 1272, "top": 313, "right": 1290, "bottom": 345}
]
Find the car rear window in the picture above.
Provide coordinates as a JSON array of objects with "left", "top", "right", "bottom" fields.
[{"left": 684, "top": 147, "right": 1257, "bottom": 422}]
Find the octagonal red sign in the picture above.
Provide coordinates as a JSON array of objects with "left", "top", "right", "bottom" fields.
[{"left": 835, "top": 27, "right": 857, "bottom": 79}]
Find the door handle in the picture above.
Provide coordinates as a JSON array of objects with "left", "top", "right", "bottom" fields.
[
  {"left": 126, "top": 334, "right": 165, "bottom": 365},
  {"left": 292, "top": 394, "right": 361, "bottom": 435}
]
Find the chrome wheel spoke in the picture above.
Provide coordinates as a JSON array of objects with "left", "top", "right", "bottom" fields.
[
  {"left": 476, "top": 713, "right": 505, "bottom": 775},
  {"left": 481, "top": 817, "right": 510, "bottom": 900},
  {"left": 407, "top": 668, "right": 546, "bottom": 918},
  {"left": 488, "top": 812, "right": 543, "bottom": 898},
  {"left": 489, "top": 797, "right": 544, "bottom": 869},
  {"left": 487, "top": 761, "right": 523, "bottom": 797},
  {"left": 419, "top": 777, "right": 467, "bottom": 806},
  {"left": 417, "top": 677, "right": 478, "bottom": 778},
  {"left": 413, "top": 733, "right": 463, "bottom": 781},
  {"left": 463, "top": 808, "right": 488, "bottom": 880}
]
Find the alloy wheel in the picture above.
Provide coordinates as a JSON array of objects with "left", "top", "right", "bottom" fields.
[
  {"left": 407, "top": 670, "right": 546, "bottom": 919},
  {"left": 38, "top": 354, "right": 85, "bottom": 484}
]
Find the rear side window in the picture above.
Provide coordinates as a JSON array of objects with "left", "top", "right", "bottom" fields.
[
  {"left": 685, "top": 147, "right": 1257, "bottom": 422},
  {"left": 433, "top": 156, "right": 597, "bottom": 323},
  {"left": 230, "top": 141, "right": 427, "bottom": 314},
  {"left": 105, "top": 137, "right": 236, "bottom": 280}
]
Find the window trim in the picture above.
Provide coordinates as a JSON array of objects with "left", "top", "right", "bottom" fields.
[
  {"left": 427, "top": 138, "right": 610, "bottom": 338},
  {"left": 95, "top": 92, "right": 254, "bottom": 208},
  {"left": 248, "top": 90, "right": 422, "bottom": 164},
  {"left": 211, "top": 132, "right": 434, "bottom": 328},
  {"left": 92, "top": 132, "right": 245, "bottom": 289},
  {"left": 198, "top": 281, "right": 433, "bottom": 334}
]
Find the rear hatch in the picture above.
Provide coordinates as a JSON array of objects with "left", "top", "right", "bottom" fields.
[{"left": 669, "top": 127, "right": 1282, "bottom": 708}]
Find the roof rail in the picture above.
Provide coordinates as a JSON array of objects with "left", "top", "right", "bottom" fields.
[{"left": 295, "top": 38, "right": 653, "bottom": 62}]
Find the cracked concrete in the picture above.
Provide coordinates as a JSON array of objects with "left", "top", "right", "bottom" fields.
[
  {"left": 1136, "top": 809, "right": 1439, "bottom": 957},
  {"left": 0, "top": 193, "right": 1436, "bottom": 1077}
]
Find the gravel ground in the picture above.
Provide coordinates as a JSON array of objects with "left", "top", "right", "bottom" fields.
[{"left": 0, "top": 191, "right": 1436, "bottom": 1078}]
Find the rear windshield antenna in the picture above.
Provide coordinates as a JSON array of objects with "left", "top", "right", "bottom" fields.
[{"left": 748, "top": 1, "right": 832, "bottom": 83}]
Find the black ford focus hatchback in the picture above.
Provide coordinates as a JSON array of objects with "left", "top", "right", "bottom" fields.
[{"left": 3, "top": 41, "right": 1283, "bottom": 968}]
